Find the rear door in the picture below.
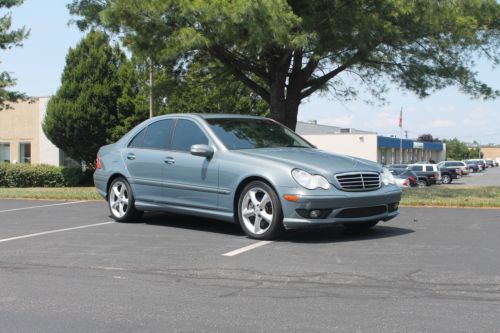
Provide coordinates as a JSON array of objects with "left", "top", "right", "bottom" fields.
[{"left": 123, "top": 119, "right": 175, "bottom": 203}]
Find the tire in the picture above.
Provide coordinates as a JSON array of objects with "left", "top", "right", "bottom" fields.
[
  {"left": 343, "top": 221, "right": 379, "bottom": 231},
  {"left": 237, "top": 181, "right": 284, "bottom": 240},
  {"left": 441, "top": 174, "right": 451, "bottom": 184},
  {"left": 417, "top": 180, "right": 427, "bottom": 188},
  {"left": 107, "top": 177, "right": 142, "bottom": 222}
]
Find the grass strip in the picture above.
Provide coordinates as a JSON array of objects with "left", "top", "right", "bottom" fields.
[
  {"left": 0, "top": 186, "right": 499, "bottom": 208},
  {"left": 401, "top": 186, "right": 500, "bottom": 208},
  {"left": 0, "top": 187, "right": 102, "bottom": 201}
]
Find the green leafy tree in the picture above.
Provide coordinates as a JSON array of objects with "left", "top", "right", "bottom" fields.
[
  {"left": 69, "top": 0, "right": 500, "bottom": 129},
  {"left": 443, "top": 138, "right": 471, "bottom": 160},
  {"left": 148, "top": 55, "right": 269, "bottom": 116},
  {"left": 0, "top": 0, "right": 29, "bottom": 109},
  {"left": 43, "top": 31, "right": 147, "bottom": 164},
  {"left": 417, "top": 134, "right": 441, "bottom": 143}
]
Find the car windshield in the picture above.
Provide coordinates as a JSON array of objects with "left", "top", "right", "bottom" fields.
[{"left": 206, "top": 118, "right": 313, "bottom": 150}]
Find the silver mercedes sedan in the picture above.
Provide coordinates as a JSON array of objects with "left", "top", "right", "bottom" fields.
[{"left": 94, "top": 114, "right": 401, "bottom": 240}]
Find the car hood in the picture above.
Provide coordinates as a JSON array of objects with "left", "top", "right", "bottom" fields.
[{"left": 235, "top": 148, "right": 383, "bottom": 178}]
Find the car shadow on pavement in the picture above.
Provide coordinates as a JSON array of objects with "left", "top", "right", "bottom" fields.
[
  {"left": 137, "top": 212, "right": 245, "bottom": 237},
  {"left": 132, "top": 212, "right": 413, "bottom": 243},
  {"left": 282, "top": 225, "right": 414, "bottom": 244}
]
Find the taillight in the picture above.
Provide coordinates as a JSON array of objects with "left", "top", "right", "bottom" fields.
[
  {"left": 403, "top": 180, "right": 408, "bottom": 186},
  {"left": 96, "top": 154, "right": 102, "bottom": 169},
  {"left": 409, "top": 176, "right": 415, "bottom": 182}
]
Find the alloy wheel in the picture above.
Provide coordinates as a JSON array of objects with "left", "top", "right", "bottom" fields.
[
  {"left": 109, "top": 180, "right": 129, "bottom": 218},
  {"left": 240, "top": 187, "right": 274, "bottom": 235}
]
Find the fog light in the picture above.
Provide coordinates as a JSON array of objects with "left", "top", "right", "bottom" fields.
[
  {"left": 309, "top": 210, "right": 321, "bottom": 218},
  {"left": 388, "top": 202, "right": 399, "bottom": 212}
]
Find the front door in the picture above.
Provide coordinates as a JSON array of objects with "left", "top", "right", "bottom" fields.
[{"left": 162, "top": 119, "right": 219, "bottom": 210}]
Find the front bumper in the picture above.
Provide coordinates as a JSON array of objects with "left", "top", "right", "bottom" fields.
[{"left": 277, "top": 186, "right": 402, "bottom": 230}]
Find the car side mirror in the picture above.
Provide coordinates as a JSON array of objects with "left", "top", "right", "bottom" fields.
[{"left": 190, "top": 144, "right": 214, "bottom": 158}]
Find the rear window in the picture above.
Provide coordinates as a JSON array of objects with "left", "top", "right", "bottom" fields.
[{"left": 142, "top": 119, "right": 175, "bottom": 150}]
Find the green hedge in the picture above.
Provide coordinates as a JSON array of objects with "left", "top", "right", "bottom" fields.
[{"left": 0, "top": 163, "right": 93, "bottom": 188}]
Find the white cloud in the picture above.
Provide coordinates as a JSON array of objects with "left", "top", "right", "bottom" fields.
[{"left": 431, "top": 119, "right": 456, "bottom": 127}]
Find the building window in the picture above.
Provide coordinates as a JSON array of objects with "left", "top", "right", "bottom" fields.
[
  {"left": 19, "top": 142, "right": 31, "bottom": 164},
  {"left": 0, "top": 143, "right": 10, "bottom": 163}
]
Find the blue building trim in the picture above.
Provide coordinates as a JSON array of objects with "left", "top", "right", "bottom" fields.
[{"left": 377, "top": 136, "right": 444, "bottom": 151}]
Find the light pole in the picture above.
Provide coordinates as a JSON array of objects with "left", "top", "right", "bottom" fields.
[{"left": 148, "top": 57, "right": 153, "bottom": 119}]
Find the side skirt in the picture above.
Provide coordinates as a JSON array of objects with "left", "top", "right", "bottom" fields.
[{"left": 135, "top": 200, "right": 236, "bottom": 223}]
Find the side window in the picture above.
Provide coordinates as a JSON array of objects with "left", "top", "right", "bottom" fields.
[
  {"left": 142, "top": 119, "right": 174, "bottom": 150},
  {"left": 426, "top": 166, "right": 433, "bottom": 171},
  {"left": 171, "top": 119, "right": 209, "bottom": 152},
  {"left": 411, "top": 165, "right": 422, "bottom": 171},
  {"left": 128, "top": 128, "right": 147, "bottom": 148}
]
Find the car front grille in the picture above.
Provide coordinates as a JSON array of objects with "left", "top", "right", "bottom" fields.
[{"left": 335, "top": 172, "right": 381, "bottom": 191}]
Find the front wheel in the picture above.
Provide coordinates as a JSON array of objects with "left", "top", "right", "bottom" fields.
[
  {"left": 237, "top": 181, "right": 284, "bottom": 240},
  {"left": 417, "top": 180, "right": 427, "bottom": 188},
  {"left": 108, "top": 177, "right": 142, "bottom": 222}
]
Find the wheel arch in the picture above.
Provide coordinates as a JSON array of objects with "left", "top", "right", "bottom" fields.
[
  {"left": 232, "top": 176, "right": 279, "bottom": 221},
  {"left": 106, "top": 173, "right": 129, "bottom": 199}
]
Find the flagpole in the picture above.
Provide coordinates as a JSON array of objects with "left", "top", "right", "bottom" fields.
[{"left": 399, "top": 107, "right": 403, "bottom": 164}]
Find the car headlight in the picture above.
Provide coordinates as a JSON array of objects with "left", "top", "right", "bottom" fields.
[
  {"left": 291, "top": 169, "right": 330, "bottom": 190},
  {"left": 380, "top": 167, "right": 396, "bottom": 186}
]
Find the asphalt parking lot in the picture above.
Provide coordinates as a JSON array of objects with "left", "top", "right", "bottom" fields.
[
  {"left": 447, "top": 165, "right": 500, "bottom": 186},
  {"left": 1, "top": 200, "right": 500, "bottom": 332}
]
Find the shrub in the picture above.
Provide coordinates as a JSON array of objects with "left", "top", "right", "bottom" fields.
[{"left": 0, "top": 163, "right": 93, "bottom": 187}]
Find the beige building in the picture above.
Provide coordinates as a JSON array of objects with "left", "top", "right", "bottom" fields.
[
  {"left": 481, "top": 147, "right": 500, "bottom": 163},
  {"left": 296, "top": 121, "right": 446, "bottom": 164},
  {"left": 0, "top": 97, "right": 68, "bottom": 166}
]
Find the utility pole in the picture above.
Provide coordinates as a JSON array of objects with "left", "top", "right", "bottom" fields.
[
  {"left": 399, "top": 107, "right": 403, "bottom": 163},
  {"left": 149, "top": 57, "right": 153, "bottom": 119}
]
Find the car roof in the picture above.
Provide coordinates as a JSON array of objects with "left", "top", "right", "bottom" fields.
[{"left": 148, "top": 113, "right": 270, "bottom": 122}]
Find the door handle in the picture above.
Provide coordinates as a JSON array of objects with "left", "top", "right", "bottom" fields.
[
  {"left": 127, "top": 153, "right": 136, "bottom": 160},
  {"left": 164, "top": 157, "right": 175, "bottom": 164}
]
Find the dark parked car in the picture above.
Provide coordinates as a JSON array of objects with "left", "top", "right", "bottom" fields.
[
  {"left": 438, "top": 166, "right": 461, "bottom": 184},
  {"left": 94, "top": 114, "right": 401, "bottom": 240},
  {"left": 464, "top": 161, "right": 480, "bottom": 173},
  {"left": 407, "top": 163, "right": 440, "bottom": 186}
]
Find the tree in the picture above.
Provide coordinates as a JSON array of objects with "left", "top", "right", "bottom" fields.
[
  {"left": 68, "top": 0, "right": 500, "bottom": 130},
  {"left": 443, "top": 138, "right": 471, "bottom": 160},
  {"left": 152, "top": 55, "right": 269, "bottom": 116},
  {"left": 0, "top": 0, "right": 29, "bottom": 109},
  {"left": 417, "top": 134, "right": 441, "bottom": 143},
  {"left": 43, "top": 31, "right": 147, "bottom": 164}
]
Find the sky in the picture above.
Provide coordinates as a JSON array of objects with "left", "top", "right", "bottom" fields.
[{"left": 2, "top": 1, "right": 500, "bottom": 144}]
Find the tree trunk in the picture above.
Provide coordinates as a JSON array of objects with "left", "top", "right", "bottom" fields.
[
  {"left": 269, "top": 92, "right": 300, "bottom": 131},
  {"left": 268, "top": 51, "right": 302, "bottom": 131}
]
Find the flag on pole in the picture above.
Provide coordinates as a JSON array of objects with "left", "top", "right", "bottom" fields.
[{"left": 398, "top": 108, "right": 403, "bottom": 128}]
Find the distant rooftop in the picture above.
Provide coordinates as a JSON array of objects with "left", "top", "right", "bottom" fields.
[{"left": 296, "top": 120, "right": 376, "bottom": 135}]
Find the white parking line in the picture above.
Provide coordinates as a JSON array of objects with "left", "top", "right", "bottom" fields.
[
  {"left": 0, "top": 221, "right": 114, "bottom": 244},
  {"left": 222, "top": 240, "right": 273, "bottom": 257},
  {"left": 0, "top": 201, "right": 87, "bottom": 213}
]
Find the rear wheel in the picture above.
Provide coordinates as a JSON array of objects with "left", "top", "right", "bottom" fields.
[
  {"left": 237, "top": 181, "right": 284, "bottom": 240},
  {"left": 343, "top": 221, "right": 378, "bottom": 231},
  {"left": 441, "top": 174, "right": 451, "bottom": 184},
  {"left": 108, "top": 177, "right": 142, "bottom": 222}
]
